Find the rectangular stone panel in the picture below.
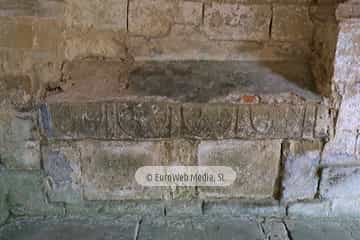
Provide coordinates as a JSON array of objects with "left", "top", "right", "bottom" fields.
[
  {"left": 203, "top": 3, "right": 271, "bottom": 41},
  {"left": 0, "top": 111, "right": 39, "bottom": 170},
  {"left": 44, "top": 140, "right": 197, "bottom": 201},
  {"left": 236, "top": 104, "right": 306, "bottom": 139},
  {"left": 175, "top": 104, "right": 237, "bottom": 139},
  {"left": 303, "top": 105, "right": 316, "bottom": 139},
  {"left": 315, "top": 104, "right": 331, "bottom": 138},
  {"left": 0, "top": 17, "right": 33, "bottom": 49},
  {"left": 64, "top": 0, "right": 127, "bottom": 30},
  {"left": 128, "top": 0, "right": 202, "bottom": 38},
  {"left": 129, "top": 24, "right": 311, "bottom": 61},
  {"left": 81, "top": 141, "right": 166, "bottom": 200},
  {"left": 272, "top": 5, "right": 313, "bottom": 41},
  {"left": 40, "top": 102, "right": 173, "bottom": 139},
  {"left": 282, "top": 140, "right": 322, "bottom": 202},
  {"left": 80, "top": 140, "right": 197, "bottom": 200},
  {"left": 197, "top": 140, "right": 282, "bottom": 199},
  {"left": 42, "top": 142, "right": 82, "bottom": 203},
  {"left": 41, "top": 102, "right": 328, "bottom": 140}
]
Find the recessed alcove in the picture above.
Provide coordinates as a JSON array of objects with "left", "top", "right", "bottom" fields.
[{"left": 46, "top": 60, "right": 321, "bottom": 104}]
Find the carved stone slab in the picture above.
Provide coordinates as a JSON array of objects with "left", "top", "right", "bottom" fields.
[{"left": 40, "top": 102, "right": 329, "bottom": 140}]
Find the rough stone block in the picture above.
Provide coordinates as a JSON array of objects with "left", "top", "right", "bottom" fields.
[
  {"left": 0, "top": 0, "right": 64, "bottom": 18},
  {"left": 284, "top": 219, "right": 356, "bottom": 240},
  {"left": 37, "top": 0, "right": 65, "bottom": 18},
  {"left": 65, "top": 0, "right": 127, "bottom": 30},
  {"left": 272, "top": 5, "right": 313, "bottom": 41},
  {"left": 203, "top": 3, "right": 271, "bottom": 41},
  {"left": 41, "top": 102, "right": 173, "bottom": 139},
  {"left": 334, "top": 23, "right": 360, "bottom": 85},
  {"left": 0, "top": 17, "right": 33, "bottom": 49},
  {"left": 61, "top": 139, "right": 198, "bottom": 201},
  {"left": 303, "top": 105, "right": 316, "bottom": 139},
  {"left": 315, "top": 104, "right": 331, "bottom": 138},
  {"left": 63, "top": 27, "right": 127, "bottom": 60},
  {"left": 282, "top": 140, "right": 322, "bottom": 202},
  {"left": 33, "top": 19, "right": 63, "bottom": 51},
  {"left": 0, "top": 217, "right": 137, "bottom": 240},
  {"left": 0, "top": 74, "right": 34, "bottom": 110},
  {"left": 66, "top": 201, "right": 163, "bottom": 217},
  {"left": 138, "top": 217, "right": 264, "bottom": 240},
  {"left": 42, "top": 142, "right": 82, "bottom": 203},
  {"left": 0, "top": 170, "right": 9, "bottom": 224},
  {"left": 322, "top": 130, "right": 358, "bottom": 164},
  {"left": 129, "top": 24, "right": 311, "bottom": 61},
  {"left": 237, "top": 104, "right": 305, "bottom": 139},
  {"left": 261, "top": 219, "right": 289, "bottom": 240},
  {"left": 331, "top": 199, "right": 360, "bottom": 218},
  {"left": 178, "top": 104, "right": 236, "bottom": 139},
  {"left": 337, "top": 2, "right": 360, "bottom": 20},
  {"left": 336, "top": 84, "right": 360, "bottom": 132},
  {"left": 287, "top": 201, "right": 331, "bottom": 218},
  {"left": 203, "top": 201, "right": 286, "bottom": 217},
  {"left": 3, "top": 170, "right": 65, "bottom": 216},
  {"left": 0, "top": 111, "right": 40, "bottom": 170},
  {"left": 311, "top": 21, "right": 338, "bottom": 97},
  {"left": 164, "top": 140, "right": 198, "bottom": 200},
  {"left": 80, "top": 141, "right": 167, "bottom": 200},
  {"left": 174, "top": 1, "right": 203, "bottom": 25},
  {"left": 164, "top": 201, "right": 203, "bottom": 217},
  {"left": 198, "top": 140, "right": 281, "bottom": 199},
  {"left": 129, "top": 0, "right": 202, "bottom": 38},
  {"left": 0, "top": 0, "right": 39, "bottom": 17},
  {"left": 320, "top": 166, "right": 360, "bottom": 199}
]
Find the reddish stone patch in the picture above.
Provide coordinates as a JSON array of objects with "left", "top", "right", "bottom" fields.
[{"left": 242, "top": 95, "right": 259, "bottom": 104}]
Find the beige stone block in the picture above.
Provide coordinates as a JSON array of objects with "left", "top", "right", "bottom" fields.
[
  {"left": 0, "top": 17, "right": 33, "bottom": 49},
  {"left": 282, "top": 140, "right": 322, "bottom": 202},
  {"left": 272, "top": 5, "right": 313, "bottom": 41},
  {"left": 33, "top": 19, "right": 64, "bottom": 51},
  {"left": 128, "top": 0, "right": 203, "bottom": 38},
  {"left": 63, "top": 27, "right": 127, "bottom": 60},
  {"left": 65, "top": 0, "right": 127, "bottom": 30},
  {"left": 198, "top": 140, "right": 281, "bottom": 199},
  {"left": 129, "top": 24, "right": 310, "bottom": 61},
  {"left": 81, "top": 141, "right": 167, "bottom": 200},
  {"left": 203, "top": 3, "right": 271, "bottom": 41}
]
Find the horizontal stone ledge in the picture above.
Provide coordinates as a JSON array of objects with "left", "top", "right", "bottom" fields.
[{"left": 39, "top": 101, "right": 330, "bottom": 140}]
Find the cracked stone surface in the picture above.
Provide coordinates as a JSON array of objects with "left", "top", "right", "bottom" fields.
[{"left": 1, "top": 217, "right": 360, "bottom": 240}]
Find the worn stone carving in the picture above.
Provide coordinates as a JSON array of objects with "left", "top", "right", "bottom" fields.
[
  {"left": 180, "top": 104, "right": 236, "bottom": 139},
  {"left": 41, "top": 102, "right": 173, "bottom": 139}
]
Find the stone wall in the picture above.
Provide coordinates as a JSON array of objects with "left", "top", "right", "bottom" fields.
[
  {"left": 2, "top": 0, "right": 360, "bottom": 226},
  {"left": 0, "top": 0, "right": 339, "bottom": 97}
]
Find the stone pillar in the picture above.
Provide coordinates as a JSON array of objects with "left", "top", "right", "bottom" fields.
[{"left": 323, "top": 0, "right": 360, "bottom": 165}]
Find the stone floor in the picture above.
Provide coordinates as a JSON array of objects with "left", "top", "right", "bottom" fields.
[{"left": 1, "top": 217, "right": 360, "bottom": 240}]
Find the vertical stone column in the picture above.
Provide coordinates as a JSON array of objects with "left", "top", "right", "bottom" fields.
[
  {"left": 323, "top": 0, "right": 360, "bottom": 165},
  {"left": 318, "top": 1, "right": 360, "bottom": 216}
]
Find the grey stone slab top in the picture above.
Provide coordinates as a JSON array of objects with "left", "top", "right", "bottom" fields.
[{"left": 47, "top": 61, "right": 321, "bottom": 104}]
